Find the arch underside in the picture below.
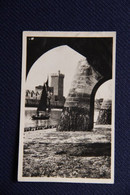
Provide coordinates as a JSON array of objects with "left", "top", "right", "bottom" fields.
[
  {"left": 27, "top": 37, "right": 112, "bottom": 79},
  {"left": 89, "top": 77, "right": 111, "bottom": 130},
  {"left": 27, "top": 39, "right": 112, "bottom": 131}
]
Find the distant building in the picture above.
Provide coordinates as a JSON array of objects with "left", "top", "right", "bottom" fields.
[
  {"left": 35, "top": 85, "right": 43, "bottom": 93},
  {"left": 50, "top": 70, "right": 65, "bottom": 107},
  {"left": 25, "top": 70, "right": 65, "bottom": 108},
  {"left": 26, "top": 90, "right": 36, "bottom": 99},
  {"left": 26, "top": 90, "right": 31, "bottom": 99},
  {"left": 51, "top": 70, "right": 64, "bottom": 97}
]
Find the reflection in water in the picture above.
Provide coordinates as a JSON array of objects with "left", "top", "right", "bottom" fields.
[
  {"left": 25, "top": 108, "right": 99, "bottom": 128},
  {"left": 25, "top": 108, "right": 62, "bottom": 128}
]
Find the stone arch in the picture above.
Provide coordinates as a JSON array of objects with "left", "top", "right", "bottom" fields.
[
  {"left": 27, "top": 37, "right": 112, "bottom": 79},
  {"left": 58, "top": 58, "right": 112, "bottom": 131},
  {"left": 26, "top": 37, "right": 112, "bottom": 131},
  {"left": 26, "top": 45, "right": 85, "bottom": 93},
  {"left": 89, "top": 78, "right": 111, "bottom": 129}
]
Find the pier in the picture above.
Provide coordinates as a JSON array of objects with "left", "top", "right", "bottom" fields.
[{"left": 24, "top": 125, "right": 57, "bottom": 132}]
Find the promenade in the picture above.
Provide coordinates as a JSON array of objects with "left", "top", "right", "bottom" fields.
[{"left": 23, "top": 125, "right": 111, "bottom": 178}]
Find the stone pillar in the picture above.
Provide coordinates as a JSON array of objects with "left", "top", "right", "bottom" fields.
[
  {"left": 57, "top": 59, "right": 103, "bottom": 131},
  {"left": 96, "top": 100, "right": 112, "bottom": 125}
]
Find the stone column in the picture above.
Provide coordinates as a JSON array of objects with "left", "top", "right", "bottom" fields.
[
  {"left": 57, "top": 59, "right": 103, "bottom": 131},
  {"left": 96, "top": 100, "right": 112, "bottom": 125}
]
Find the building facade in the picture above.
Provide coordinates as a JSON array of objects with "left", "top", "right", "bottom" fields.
[
  {"left": 50, "top": 71, "right": 65, "bottom": 107},
  {"left": 25, "top": 70, "right": 65, "bottom": 108}
]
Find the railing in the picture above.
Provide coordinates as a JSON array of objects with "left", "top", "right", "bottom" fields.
[{"left": 24, "top": 125, "right": 57, "bottom": 132}]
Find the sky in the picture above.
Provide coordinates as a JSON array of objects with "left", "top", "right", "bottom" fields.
[
  {"left": 95, "top": 80, "right": 112, "bottom": 100},
  {"left": 26, "top": 45, "right": 86, "bottom": 97},
  {"left": 26, "top": 45, "right": 112, "bottom": 99}
]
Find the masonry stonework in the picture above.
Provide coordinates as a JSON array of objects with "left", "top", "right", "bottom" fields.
[{"left": 57, "top": 59, "right": 103, "bottom": 131}]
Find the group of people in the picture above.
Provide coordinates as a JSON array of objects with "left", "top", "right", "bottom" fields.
[{"left": 57, "top": 108, "right": 89, "bottom": 131}]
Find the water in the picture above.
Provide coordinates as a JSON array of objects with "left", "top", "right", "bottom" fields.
[
  {"left": 25, "top": 108, "right": 62, "bottom": 128},
  {"left": 24, "top": 107, "right": 99, "bottom": 128}
]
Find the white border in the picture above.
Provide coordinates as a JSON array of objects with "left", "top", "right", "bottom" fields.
[{"left": 18, "top": 31, "right": 116, "bottom": 183}]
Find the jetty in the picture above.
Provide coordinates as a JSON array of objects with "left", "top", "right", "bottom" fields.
[{"left": 24, "top": 125, "right": 57, "bottom": 132}]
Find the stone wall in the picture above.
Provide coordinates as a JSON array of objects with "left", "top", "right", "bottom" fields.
[{"left": 57, "top": 59, "right": 103, "bottom": 131}]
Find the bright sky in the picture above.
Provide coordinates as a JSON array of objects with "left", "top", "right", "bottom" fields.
[
  {"left": 26, "top": 45, "right": 85, "bottom": 97},
  {"left": 95, "top": 80, "right": 112, "bottom": 100},
  {"left": 26, "top": 45, "right": 112, "bottom": 99}
]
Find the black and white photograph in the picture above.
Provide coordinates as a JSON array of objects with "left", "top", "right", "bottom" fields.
[{"left": 18, "top": 31, "right": 116, "bottom": 183}]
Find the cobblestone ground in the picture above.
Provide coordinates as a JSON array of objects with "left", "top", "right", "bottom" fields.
[{"left": 23, "top": 126, "right": 111, "bottom": 178}]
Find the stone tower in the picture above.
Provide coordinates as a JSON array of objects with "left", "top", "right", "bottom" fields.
[
  {"left": 51, "top": 70, "right": 64, "bottom": 98},
  {"left": 57, "top": 59, "right": 102, "bottom": 131},
  {"left": 96, "top": 100, "right": 112, "bottom": 125}
]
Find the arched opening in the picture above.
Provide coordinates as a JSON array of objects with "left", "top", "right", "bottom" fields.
[
  {"left": 25, "top": 45, "right": 86, "bottom": 128},
  {"left": 25, "top": 43, "right": 112, "bottom": 131},
  {"left": 92, "top": 79, "right": 112, "bottom": 128},
  {"left": 26, "top": 45, "right": 85, "bottom": 96}
]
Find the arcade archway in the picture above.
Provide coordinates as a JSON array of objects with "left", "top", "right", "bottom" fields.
[{"left": 93, "top": 79, "right": 112, "bottom": 127}]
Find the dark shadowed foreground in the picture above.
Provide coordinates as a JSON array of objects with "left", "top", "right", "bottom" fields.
[{"left": 23, "top": 126, "right": 111, "bottom": 178}]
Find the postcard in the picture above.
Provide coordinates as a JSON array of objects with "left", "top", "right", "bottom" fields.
[{"left": 18, "top": 31, "right": 116, "bottom": 183}]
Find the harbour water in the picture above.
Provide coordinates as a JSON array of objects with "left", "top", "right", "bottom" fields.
[
  {"left": 25, "top": 108, "right": 62, "bottom": 128},
  {"left": 24, "top": 107, "right": 99, "bottom": 128}
]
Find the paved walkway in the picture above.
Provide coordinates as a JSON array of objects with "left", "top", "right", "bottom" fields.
[{"left": 23, "top": 125, "right": 111, "bottom": 144}]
